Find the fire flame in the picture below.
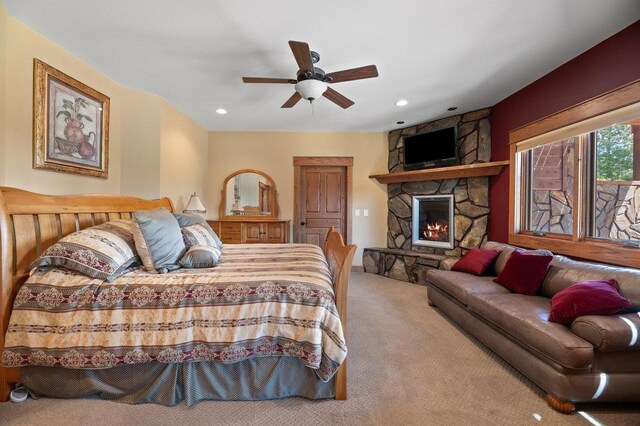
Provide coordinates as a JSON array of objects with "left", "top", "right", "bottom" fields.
[{"left": 423, "top": 223, "right": 448, "bottom": 241}]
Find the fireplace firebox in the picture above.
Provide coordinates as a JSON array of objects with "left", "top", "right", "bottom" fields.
[{"left": 411, "top": 195, "right": 454, "bottom": 249}]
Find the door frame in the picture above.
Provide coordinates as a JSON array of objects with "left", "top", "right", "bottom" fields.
[{"left": 293, "top": 156, "right": 353, "bottom": 244}]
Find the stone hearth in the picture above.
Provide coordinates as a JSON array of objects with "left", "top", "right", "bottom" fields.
[
  {"left": 363, "top": 248, "right": 445, "bottom": 283},
  {"left": 364, "top": 108, "right": 492, "bottom": 285}
]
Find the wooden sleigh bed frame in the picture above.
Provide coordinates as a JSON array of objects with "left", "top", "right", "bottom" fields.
[{"left": 0, "top": 187, "right": 355, "bottom": 402}]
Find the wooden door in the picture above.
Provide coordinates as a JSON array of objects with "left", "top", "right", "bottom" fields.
[{"left": 294, "top": 157, "right": 353, "bottom": 246}]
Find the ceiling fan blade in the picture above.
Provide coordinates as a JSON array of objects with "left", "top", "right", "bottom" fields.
[
  {"left": 242, "top": 77, "right": 297, "bottom": 84},
  {"left": 323, "top": 87, "right": 354, "bottom": 109},
  {"left": 325, "top": 65, "right": 379, "bottom": 83},
  {"left": 281, "top": 92, "right": 302, "bottom": 108},
  {"left": 288, "top": 40, "right": 314, "bottom": 72}
]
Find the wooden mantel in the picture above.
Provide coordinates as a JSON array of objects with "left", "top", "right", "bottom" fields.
[{"left": 370, "top": 160, "right": 510, "bottom": 184}]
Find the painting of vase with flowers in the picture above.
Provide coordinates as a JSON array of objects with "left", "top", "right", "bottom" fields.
[{"left": 33, "top": 59, "right": 110, "bottom": 178}]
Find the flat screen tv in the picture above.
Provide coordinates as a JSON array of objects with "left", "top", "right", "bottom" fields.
[{"left": 403, "top": 126, "right": 458, "bottom": 170}]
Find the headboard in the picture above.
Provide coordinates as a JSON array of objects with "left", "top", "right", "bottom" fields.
[{"left": 0, "top": 187, "right": 173, "bottom": 400}]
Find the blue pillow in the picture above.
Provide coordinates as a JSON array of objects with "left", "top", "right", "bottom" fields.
[{"left": 133, "top": 208, "right": 186, "bottom": 273}]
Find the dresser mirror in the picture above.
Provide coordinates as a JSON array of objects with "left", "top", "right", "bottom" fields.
[{"left": 220, "top": 169, "right": 279, "bottom": 219}]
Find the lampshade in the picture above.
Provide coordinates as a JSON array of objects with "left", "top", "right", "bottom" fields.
[
  {"left": 295, "top": 79, "right": 328, "bottom": 101},
  {"left": 184, "top": 192, "right": 206, "bottom": 215}
]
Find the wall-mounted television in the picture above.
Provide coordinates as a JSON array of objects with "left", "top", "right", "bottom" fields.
[{"left": 403, "top": 126, "right": 458, "bottom": 170}]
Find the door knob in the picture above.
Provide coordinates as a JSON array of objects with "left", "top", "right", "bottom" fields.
[{"left": 300, "top": 221, "right": 306, "bottom": 226}]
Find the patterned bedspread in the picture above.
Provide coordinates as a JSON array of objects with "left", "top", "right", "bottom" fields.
[{"left": 2, "top": 244, "right": 346, "bottom": 381}]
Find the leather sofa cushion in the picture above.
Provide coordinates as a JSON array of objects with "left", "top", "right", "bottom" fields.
[
  {"left": 571, "top": 313, "right": 640, "bottom": 353},
  {"left": 481, "top": 241, "right": 553, "bottom": 276},
  {"left": 468, "top": 293, "right": 594, "bottom": 370},
  {"left": 426, "top": 270, "right": 509, "bottom": 305},
  {"left": 542, "top": 255, "right": 640, "bottom": 307},
  {"left": 439, "top": 258, "right": 458, "bottom": 271}
]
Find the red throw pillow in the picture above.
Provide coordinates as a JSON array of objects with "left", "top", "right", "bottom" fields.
[
  {"left": 493, "top": 250, "right": 553, "bottom": 295},
  {"left": 452, "top": 249, "right": 501, "bottom": 276},
  {"left": 549, "top": 279, "right": 632, "bottom": 324}
]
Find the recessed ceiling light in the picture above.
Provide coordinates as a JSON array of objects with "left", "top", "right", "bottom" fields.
[
  {"left": 447, "top": 106, "right": 458, "bottom": 111},
  {"left": 395, "top": 99, "right": 408, "bottom": 107},
  {"left": 396, "top": 121, "right": 405, "bottom": 125},
  {"left": 216, "top": 108, "right": 227, "bottom": 115}
]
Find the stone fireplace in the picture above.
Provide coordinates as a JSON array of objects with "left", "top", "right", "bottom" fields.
[
  {"left": 411, "top": 195, "right": 454, "bottom": 249},
  {"left": 363, "top": 108, "right": 492, "bottom": 284}
]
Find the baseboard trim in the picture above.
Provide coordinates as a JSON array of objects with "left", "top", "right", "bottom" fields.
[{"left": 351, "top": 265, "right": 364, "bottom": 272}]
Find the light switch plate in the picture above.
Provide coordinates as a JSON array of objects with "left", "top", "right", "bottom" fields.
[
  {"left": 355, "top": 209, "right": 360, "bottom": 216},
  {"left": 363, "top": 209, "right": 369, "bottom": 217}
]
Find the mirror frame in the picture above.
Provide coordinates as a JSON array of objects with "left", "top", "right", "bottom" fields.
[{"left": 219, "top": 169, "right": 279, "bottom": 219}]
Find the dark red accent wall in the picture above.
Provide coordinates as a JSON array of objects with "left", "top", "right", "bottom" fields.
[{"left": 489, "top": 19, "right": 640, "bottom": 242}]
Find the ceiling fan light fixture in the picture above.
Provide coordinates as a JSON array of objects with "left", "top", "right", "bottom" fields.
[{"left": 295, "top": 79, "right": 328, "bottom": 102}]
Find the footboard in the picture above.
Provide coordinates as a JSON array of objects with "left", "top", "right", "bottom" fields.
[{"left": 323, "top": 227, "right": 356, "bottom": 400}]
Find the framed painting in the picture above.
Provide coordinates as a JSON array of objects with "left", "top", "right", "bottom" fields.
[{"left": 33, "top": 58, "right": 110, "bottom": 178}]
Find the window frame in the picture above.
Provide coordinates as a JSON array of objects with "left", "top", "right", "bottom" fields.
[{"left": 508, "top": 80, "right": 640, "bottom": 268}]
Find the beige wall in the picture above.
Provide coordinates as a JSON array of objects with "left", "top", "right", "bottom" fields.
[
  {"left": 0, "top": 2, "right": 7, "bottom": 184},
  {"left": 120, "top": 88, "right": 162, "bottom": 199},
  {"left": 159, "top": 101, "right": 209, "bottom": 211},
  {"left": 207, "top": 131, "right": 389, "bottom": 265},
  {"left": 0, "top": 14, "right": 208, "bottom": 208}
]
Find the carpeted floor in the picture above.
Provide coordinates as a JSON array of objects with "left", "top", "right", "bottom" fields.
[{"left": 1, "top": 272, "right": 638, "bottom": 425}]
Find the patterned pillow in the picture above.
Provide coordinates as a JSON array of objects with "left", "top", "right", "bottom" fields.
[
  {"left": 174, "top": 213, "right": 222, "bottom": 249},
  {"left": 179, "top": 245, "right": 221, "bottom": 268},
  {"left": 182, "top": 223, "right": 220, "bottom": 249},
  {"left": 28, "top": 219, "right": 139, "bottom": 281}
]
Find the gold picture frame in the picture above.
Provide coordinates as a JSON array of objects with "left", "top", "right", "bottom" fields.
[{"left": 33, "top": 58, "right": 110, "bottom": 178}]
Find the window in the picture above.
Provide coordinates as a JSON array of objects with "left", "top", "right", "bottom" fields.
[
  {"left": 591, "top": 123, "right": 640, "bottom": 241},
  {"left": 509, "top": 81, "right": 640, "bottom": 268},
  {"left": 526, "top": 138, "right": 575, "bottom": 235}
]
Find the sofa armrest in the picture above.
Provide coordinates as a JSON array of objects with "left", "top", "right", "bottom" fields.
[
  {"left": 440, "top": 258, "right": 459, "bottom": 271},
  {"left": 570, "top": 313, "right": 640, "bottom": 352}
]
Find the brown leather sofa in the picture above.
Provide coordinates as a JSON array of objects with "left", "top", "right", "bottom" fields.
[{"left": 425, "top": 241, "right": 640, "bottom": 413}]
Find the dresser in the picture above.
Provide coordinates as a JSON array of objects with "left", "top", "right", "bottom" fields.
[{"left": 208, "top": 219, "right": 290, "bottom": 244}]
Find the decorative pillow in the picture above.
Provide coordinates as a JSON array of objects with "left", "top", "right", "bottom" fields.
[
  {"left": 482, "top": 241, "right": 553, "bottom": 276},
  {"left": 132, "top": 208, "right": 186, "bottom": 273},
  {"left": 174, "top": 213, "right": 222, "bottom": 249},
  {"left": 494, "top": 250, "right": 553, "bottom": 295},
  {"left": 549, "top": 279, "right": 632, "bottom": 324},
  {"left": 28, "top": 219, "right": 138, "bottom": 281},
  {"left": 452, "top": 249, "right": 501, "bottom": 276},
  {"left": 179, "top": 245, "right": 222, "bottom": 268},
  {"left": 181, "top": 223, "right": 220, "bottom": 249}
]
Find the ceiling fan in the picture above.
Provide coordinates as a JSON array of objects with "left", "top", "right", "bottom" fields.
[{"left": 242, "top": 40, "right": 379, "bottom": 109}]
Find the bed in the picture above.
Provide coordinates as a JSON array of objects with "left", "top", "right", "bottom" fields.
[{"left": 0, "top": 187, "right": 355, "bottom": 404}]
